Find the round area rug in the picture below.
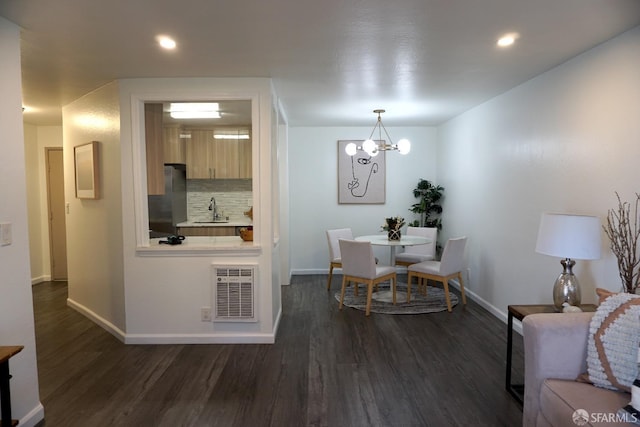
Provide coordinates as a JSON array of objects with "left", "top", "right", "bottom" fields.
[{"left": 334, "top": 282, "right": 458, "bottom": 315}]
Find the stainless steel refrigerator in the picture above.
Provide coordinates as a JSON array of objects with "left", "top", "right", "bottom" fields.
[{"left": 148, "top": 164, "right": 187, "bottom": 237}]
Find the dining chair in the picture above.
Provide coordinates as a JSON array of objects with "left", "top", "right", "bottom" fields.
[
  {"left": 338, "top": 239, "right": 397, "bottom": 316},
  {"left": 406, "top": 236, "right": 467, "bottom": 312},
  {"left": 325, "top": 228, "right": 354, "bottom": 291},
  {"left": 395, "top": 226, "right": 438, "bottom": 266}
]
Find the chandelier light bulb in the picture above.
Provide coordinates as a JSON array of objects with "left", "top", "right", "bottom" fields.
[
  {"left": 345, "top": 142, "right": 358, "bottom": 156},
  {"left": 397, "top": 138, "right": 411, "bottom": 155},
  {"left": 362, "top": 139, "right": 377, "bottom": 155}
]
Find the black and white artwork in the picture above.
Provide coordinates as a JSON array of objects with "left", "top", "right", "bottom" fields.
[{"left": 338, "top": 140, "right": 386, "bottom": 204}]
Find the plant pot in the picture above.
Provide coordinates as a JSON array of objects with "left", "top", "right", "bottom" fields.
[
  {"left": 388, "top": 230, "right": 401, "bottom": 241},
  {"left": 239, "top": 228, "right": 253, "bottom": 241}
]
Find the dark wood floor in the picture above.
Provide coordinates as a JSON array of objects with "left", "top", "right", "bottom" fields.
[{"left": 32, "top": 275, "right": 524, "bottom": 426}]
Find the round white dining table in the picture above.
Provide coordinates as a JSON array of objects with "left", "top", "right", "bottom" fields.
[{"left": 355, "top": 234, "right": 432, "bottom": 266}]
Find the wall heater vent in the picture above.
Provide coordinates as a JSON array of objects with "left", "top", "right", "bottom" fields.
[{"left": 212, "top": 265, "right": 257, "bottom": 322}]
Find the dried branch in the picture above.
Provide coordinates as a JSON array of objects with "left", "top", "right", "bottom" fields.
[{"left": 603, "top": 192, "right": 640, "bottom": 293}]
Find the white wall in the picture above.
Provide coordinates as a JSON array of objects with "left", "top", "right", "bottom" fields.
[
  {"left": 437, "top": 26, "right": 640, "bottom": 319},
  {"left": 24, "top": 123, "right": 44, "bottom": 282},
  {"left": 25, "top": 125, "right": 63, "bottom": 283},
  {"left": 288, "top": 126, "right": 438, "bottom": 272},
  {"left": 63, "top": 82, "right": 126, "bottom": 333},
  {"left": 0, "top": 16, "right": 44, "bottom": 427}
]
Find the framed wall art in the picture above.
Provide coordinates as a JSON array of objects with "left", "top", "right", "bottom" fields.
[
  {"left": 74, "top": 141, "right": 100, "bottom": 199},
  {"left": 337, "top": 140, "right": 386, "bottom": 204}
]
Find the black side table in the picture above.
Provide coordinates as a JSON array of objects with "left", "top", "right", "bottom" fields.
[
  {"left": 0, "top": 346, "right": 24, "bottom": 427},
  {"left": 506, "top": 304, "right": 596, "bottom": 404}
]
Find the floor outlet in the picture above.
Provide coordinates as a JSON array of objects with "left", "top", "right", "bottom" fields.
[{"left": 201, "top": 307, "right": 212, "bottom": 322}]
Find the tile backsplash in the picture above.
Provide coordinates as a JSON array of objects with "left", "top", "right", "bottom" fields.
[{"left": 187, "top": 179, "right": 252, "bottom": 222}]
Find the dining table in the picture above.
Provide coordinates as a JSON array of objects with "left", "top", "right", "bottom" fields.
[{"left": 355, "top": 234, "right": 432, "bottom": 266}]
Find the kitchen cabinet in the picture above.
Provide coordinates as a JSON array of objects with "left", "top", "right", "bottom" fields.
[
  {"left": 238, "top": 138, "right": 252, "bottom": 179},
  {"left": 213, "top": 138, "right": 239, "bottom": 178},
  {"left": 185, "top": 130, "right": 211, "bottom": 179},
  {"left": 163, "top": 125, "right": 186, "bottom": 164},
  {"left": 177, "top": 226, "right": 236, "bottom": 236},
  {"left": 185, "top": 127, "right": 252, "bottom": 179},
  {"left": 145, "top": 103, "right": 164, "bottom": 195}
]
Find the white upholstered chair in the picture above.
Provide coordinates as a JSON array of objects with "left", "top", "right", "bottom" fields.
[
  {"left": 325, "top": 228, "right": 354, "bottom": 291},
  {"left": 395, "top": 226, "right": 438, "bottom": 267},
  {"left": 338, "top": 239, "right": 397, "bottom": 316},
  {"left": 407, "top": 236, "right": 467, "bottom": 312}
]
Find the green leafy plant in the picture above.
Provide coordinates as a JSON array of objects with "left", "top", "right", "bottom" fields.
[{"left": 409, "top": 179, "right": 444, "bottom": 229}]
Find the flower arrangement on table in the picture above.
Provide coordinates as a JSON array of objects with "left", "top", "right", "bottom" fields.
[{"left": 381, "top": 216, "right": 405, "bottom": 240}]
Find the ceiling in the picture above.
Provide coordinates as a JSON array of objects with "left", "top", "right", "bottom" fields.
[{"left": 1, "top": 0, "right": 639, "bottom": 127}]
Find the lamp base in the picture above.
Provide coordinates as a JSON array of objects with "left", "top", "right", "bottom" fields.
[{"left": 553, "top": 258, "right": 581, "bottom": 311}]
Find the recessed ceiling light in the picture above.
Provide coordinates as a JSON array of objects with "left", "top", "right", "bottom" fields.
[
  {"left": 497, "top": 33, "right": 519, "bottom": 48},
  {"left": 156, "top": 35, "right": 177, "bottom": 50}
]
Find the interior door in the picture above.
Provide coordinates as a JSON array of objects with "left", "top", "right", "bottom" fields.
[{"left": 46, "top": 148, "right": 68, "bottom": 280}]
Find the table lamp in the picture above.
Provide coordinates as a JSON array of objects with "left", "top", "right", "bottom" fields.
[{"left": 535, "top": 213, "right": 602, "bottom": 310}]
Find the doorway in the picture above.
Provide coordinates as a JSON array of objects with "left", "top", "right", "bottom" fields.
[{"left": 46, "top": 148, "right": 68, "bottom": 280}]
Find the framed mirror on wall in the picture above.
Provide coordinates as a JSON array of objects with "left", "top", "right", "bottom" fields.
[{"left": 74, "top": 141, "right": 100, "bottom": 199}]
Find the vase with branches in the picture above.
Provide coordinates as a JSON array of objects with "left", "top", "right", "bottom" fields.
[{"left": 603, "top": 192, "right": 640, "bottom": 294}]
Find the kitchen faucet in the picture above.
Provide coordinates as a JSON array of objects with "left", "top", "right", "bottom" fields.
[{"left": 208, "top": 196, "right": 221, "bottom": 221}]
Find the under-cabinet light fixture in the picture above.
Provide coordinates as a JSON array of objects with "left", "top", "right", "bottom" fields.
[
  {"left": 213, "top": 129, "right": 250, "bottom": 140},
  {"left": 169, "top": 102, "right": 220, "bottom": 119}
]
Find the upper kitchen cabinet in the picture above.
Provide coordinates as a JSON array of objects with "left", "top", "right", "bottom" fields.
[
  {"left": 186, "top": 127, "right": 251, "bottom": 179},
  {"left": 145, "top": 100, "right": 252, "bottom": 181},
  {"left": 145, "top": 103, "right": 164, "bottom": 195},
  {"left": 185, "top": 129, "right": 212, "bottom": 179},
  {"left": 238, "top": 138, "right": 252, "bottom": 179},
  {"left": 163, "top": 124, "right": 186, "bottom": 164}
]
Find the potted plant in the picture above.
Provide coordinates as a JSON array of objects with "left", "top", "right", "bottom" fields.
[
  {"left": 408, "top": 179, "right": 444, "bottom": 229},
  {"left": 381, "top": 216, "right": 405, "bottom": 240},
  {"left": 603, "top": 192, "right": 640, "bottom": 293}
]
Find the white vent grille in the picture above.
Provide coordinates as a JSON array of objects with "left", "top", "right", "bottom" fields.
[{"left": 213, "top": 265, "right": 256, "bottom": 322}]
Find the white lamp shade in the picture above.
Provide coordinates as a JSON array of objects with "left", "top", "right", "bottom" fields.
[{"left": 535, "top": 213, "right": 602, "bottom": 260}]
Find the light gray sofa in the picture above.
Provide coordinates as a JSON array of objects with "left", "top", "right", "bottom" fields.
[{"left": 522, "top": 312, "right": 632, "bottom": 427}]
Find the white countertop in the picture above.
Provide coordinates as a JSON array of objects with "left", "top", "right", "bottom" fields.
[
  {"left": 138, "top": 236, "right": 260, "bottom": 256},
  {"left": 176, "top": 220, "right": 253, "bottom": 227}
]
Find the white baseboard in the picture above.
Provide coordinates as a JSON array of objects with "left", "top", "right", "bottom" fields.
[
  {"left": 125, "top": 305, "right": 282, "bottom": 344},
  {"left": 291, "top": 268, "right": 330, "bottom": 275},
  {"left": 66, "top": 298, "right": 127, "bottom": 343},
  {"left": 272, "top": 304, "right": 282, "bottom": 339},
  {"left": 68, "top": 297, "right": 282, "bottom": 345},
  {"left": 124, "top": 333, "right": 276, "bottom": 344},
  {"left": 18, "top": 402, "right": 45, "bottom": 427},
  {"left": 31, "top": 275, "right": 50, "bottom": 285},
  {"left": 447, "top": 278, "right": 519, "bottom": 334}
]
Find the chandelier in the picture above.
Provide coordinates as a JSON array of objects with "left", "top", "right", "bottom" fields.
[{"left": 345, "top": 109, "right": 411, "bottom": 157}]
